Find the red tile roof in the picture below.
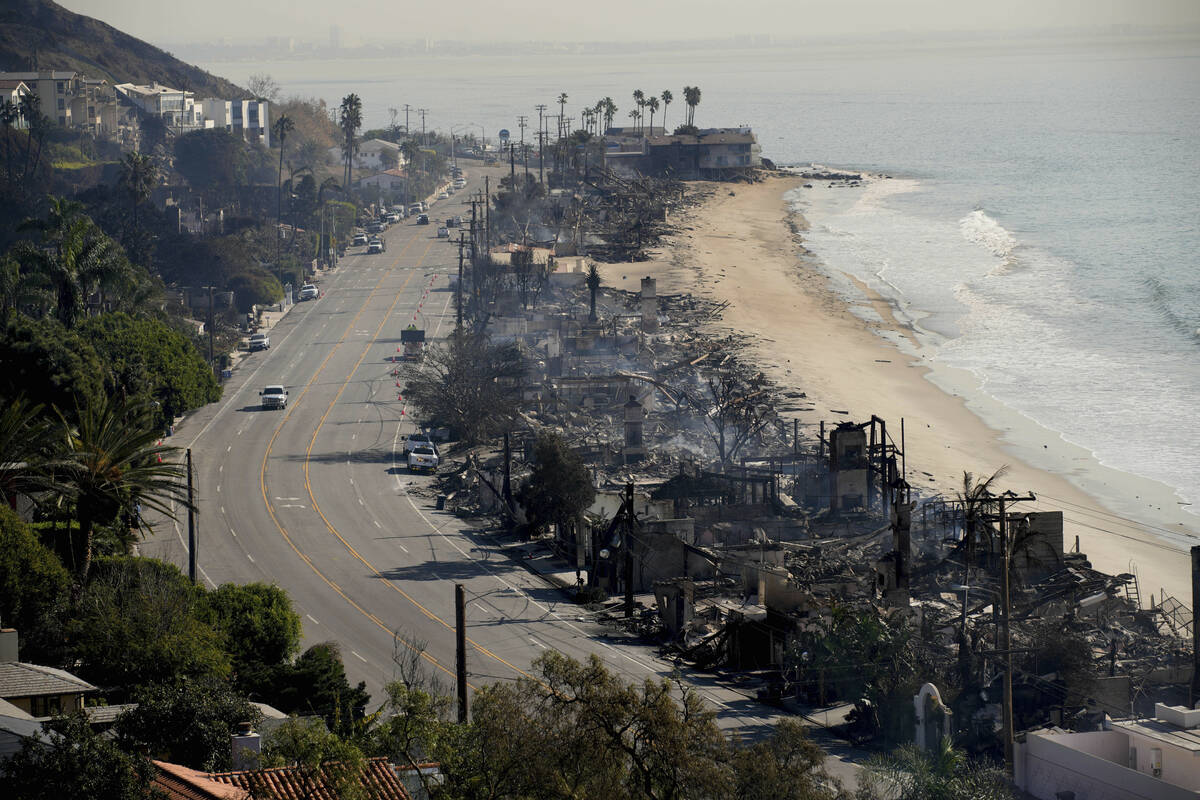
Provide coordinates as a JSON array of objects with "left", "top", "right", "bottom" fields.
[{"left": 155, "top": 758, "right": 411, "bottom": 800}]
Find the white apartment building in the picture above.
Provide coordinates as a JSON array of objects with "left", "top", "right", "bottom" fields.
[
  {"left": 200, "top": 98, "right": 270, "bottom": 146},
  {"left": 115, "top": 82, "right": 203, "bottom": 129}
]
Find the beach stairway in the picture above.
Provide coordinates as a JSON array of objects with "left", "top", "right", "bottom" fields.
[{"left": 1123, "top": 563, "right": 1142, "bottom": 614}]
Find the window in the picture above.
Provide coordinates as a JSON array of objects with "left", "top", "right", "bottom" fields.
[
  {"left": 57, "top": 98, "right": 65, "bottom": 110},
  {"left": 30, "top": 695, "right": 62, "bottom": 717},
  {"left": 56, "top": 81, "right": 65, "bottom": 94}
]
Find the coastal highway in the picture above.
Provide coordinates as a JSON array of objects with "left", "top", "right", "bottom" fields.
[{"left": 137, "top": 166, "right": 801, "bottom": 746}]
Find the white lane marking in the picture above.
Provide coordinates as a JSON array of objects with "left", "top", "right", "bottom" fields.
[
  {"left": 226, "top": 445, "right": 232, "bottom": 452},
  {"left": 349, "top": 477, "right": 354, "bottom": 485},
  {"left": 306, "top": 614, "right": 319, "bottom": 625},
  {"left": 280, "top": 504, "right": 307, "bottom": 509},
  {"left": 372, "top": 520, "right": 381, "bottom": 529},
  {"left": 237, "top": 430, "right": 242, "bottom": 436},
  {"left": 218, "top": 464, "right": 223, "bottom": 473},
  {"left": 216, "top": 485, "right": 221, "bottom": 492},
  {"left": 358, "top": 497, "right": 364, "bottom": 506},
  {"left": 220, "top": 506, "right": 225, "bottom": 515},
  {"left": 530, "top": 638, "right": 547, "bottom": 649},
  {"left": 247, "top": 554, "right": 256, "bottom": 563},
  {"left": 352, "top": 433, "right": 357, "bottom": 441},
  {"left": 351, "top": 650, "right": 367, "bottom": 663},
  {"left": 473, "top": 603, "right": 488, "bottom": 614},
  {"left": 276, "top": 497, "right": 301, "bottom": 501},
  {"left": 397, "top": 543, "right": 408, "bottom": 553},
  {"left": 230, "top": 529, "right": 237, "bottom": 538}
]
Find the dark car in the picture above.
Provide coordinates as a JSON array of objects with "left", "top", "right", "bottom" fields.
[{"left": 417, "top": 214, "right": 429, "bottom": 225}]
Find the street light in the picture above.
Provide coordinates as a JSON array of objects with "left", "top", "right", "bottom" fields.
[{"left": 450, "top": 124, "right": 478, "bottom": 168}]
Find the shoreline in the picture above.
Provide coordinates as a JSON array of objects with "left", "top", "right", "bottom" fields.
[{"left": 600, "top": 173, "right": 1196, "bottom": 603}]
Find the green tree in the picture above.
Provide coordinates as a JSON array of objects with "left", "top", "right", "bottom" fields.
[
  {"left": 646, "top": 95, "right": 660, "bottom": 134},
  {"left": 683, "top": 86, "right": 702, "bottom": 127},
  {"left": 733, "top": 719, "right": 843, "bottom": 800},
  {"left": 517, "top": 432, "right": 596, "bottom": 538},
  {"left": 78, "top": 312, "right": 221, "bottom": 426},
  {"left": 16, "top": 197, "right": 132, "bottom": 327},
  {"left": 116, "top": 676, "right": 261, "bottom": 771},
  {"left": 855, "top": 739, "right": 1013, "bottom": 800},
  {"left": 632, "top": 89, "right": 645, "bottom": 134},
  {"left": 58, "top": 397, "right": 187, "bottom": 586},
  {"left": 401, "top": 332, "right": 525, "bottom": 445},
  {"left": 68, "top": 556, "right": 230, "bottom": 691},
  {"left": 1, "top": 711, "right": 160, "bottom": 800},
  {"left": 0, "top": 505, "right": 70, "bottom": 663},
  {"left": 118, "top": 151, "right": 157, "bottom": 233},
  {"left": 174, "top": 128, "right": 249, "bottom": 197},
  {"left": 339, "top": 94, "right": 362, "bottom": 189},
  {"left": 202, "top": 582, "right": 302, "bottom": 674},
  {"left": 261, "top": 642, "right": 370, "bottom": 736},
  {"left": 660, "top": 90, "right": 673, "bottom": 131},
  {"left": 0, "top": 397, "right": 61, "bottom": 509},
  {"left": 258, "top": 716, "right": 368, "bottom": 800},
  {"left": 0, "top": 316, "right": 105, "bottom": 420}
]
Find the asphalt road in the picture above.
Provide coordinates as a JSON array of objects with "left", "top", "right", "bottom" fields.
[{"left": 139, "top": 168, "right": 862, "bottom": 785}]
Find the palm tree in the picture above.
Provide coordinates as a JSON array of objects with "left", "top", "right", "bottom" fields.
[
  {"left": 585, "top": 263, "right": 601, "bottom": 322},
  {"left": 17, "top": 198, "right": 127, "bottom": 326},
  {"left": 118, "top": 152, "right": 157, "bottom": 232},
  {"left": 272, "top": 114, "right": 295, "bottom": 283},
  {"left": 338, "top": 94, "right": 362, "bottom": 189},
  {"left": 17, "top": 92, "right": 43, "bottom": 183},
  {"left": 632, "top": 90, "right": 645, "bottom": 134},
  {"left": 0, "top": 98, "right": 16, "bottom": 187},
  {"left": 646, "top": 96, "right": 660, "bottom": 136},
  {"left": 956, "top": 466, "right": 1009, "bottom": 562},
  {"left": 683, "top": 86, "right": 702, "bottom": 127},
  {"left": 58, "top": 397, "right": 188, "bottom": 588},
  {"left": 557, "top": 92, "right": 568, "bottom": 139},
  {"left": 0, "top": 397, "right": 62, "bottom": 510},
  {"left": 660, "top": 90, "right": 673, "bottom": 132},
  {"left": 603, "top": 98, "right": 617, "bottom": 132},
  {"left": 593, "top": 100, "right": 605, "bottom": 136}
]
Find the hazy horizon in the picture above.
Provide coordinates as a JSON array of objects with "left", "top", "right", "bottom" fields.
[{"left": 59, "top": 0, "right": 1200, "bottom": 47}]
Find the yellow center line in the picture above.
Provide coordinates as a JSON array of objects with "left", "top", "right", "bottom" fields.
[
  {"left": 257, "top": 235, "right": 462, "bottom": 683},
  {"left": 300, "top": 246, "right": 543, "bottom": 686}
]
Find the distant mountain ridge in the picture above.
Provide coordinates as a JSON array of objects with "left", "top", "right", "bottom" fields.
[{"left": 0, "top": 0, "right": 245, "bottom": 99}]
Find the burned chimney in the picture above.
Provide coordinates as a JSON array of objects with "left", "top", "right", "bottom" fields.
[
  {"left": 231, "top": 721, "right": 261, "bottom": 771},
  {"left": 640, "top": 277, "right": 658, "bottom": 332},
  {"left": 623, "top": 396, "right": 646, "bottom": 464}
]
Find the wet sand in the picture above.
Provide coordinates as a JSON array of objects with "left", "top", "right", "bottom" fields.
[{"left": 599, "top": 174, "right": 1194, "bottom": 604}]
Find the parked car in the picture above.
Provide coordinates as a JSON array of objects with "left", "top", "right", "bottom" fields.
[
  {"left": 259, "top": 385, "right": 288, "bottom": 410},
  {"left": 408, "top": 445, "right": 440, "bottom": 473},
  {"left": 299, "top": 284, "right": 319, "bottom": 301},
  {"left": 367, "top": 238, "right": 384, "bottom": 254},
  {"left": 438, "top": 191, "right": 450, "bottom": 200},
  {"left": 408, "top": 203, "right": 424, "bottom": 215},
  {"left": 352, "top": 232, "right": 368, "bottom": 246},
  {"left": 249, "top": 333, "right": 270, "bottom": 351},
  {"left": 403, "top": 431, "right": 436, "bottom": 453},
  {"left": 437, "top": 226, "right": 449, "bottom": 238},
  {"left": 366, "top": 221, "right": 382, "bottom": 234}
]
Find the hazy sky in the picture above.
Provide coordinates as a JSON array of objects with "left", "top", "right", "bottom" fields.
[{"left": 60, "top": 0, "right": 1200, "bottom": 44}]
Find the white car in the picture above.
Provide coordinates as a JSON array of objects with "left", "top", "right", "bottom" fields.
[
  {"left": 299, "top": 284, "right": 319, "bottom": 301},
  {"left": 408, "top": 445, "right": 439, "bottom": 473},
  {"left": 437, "top": 227, "right": 449, "bottom": 238},
  {"left": 438, "top": 191, "right": 450, "bottom": 200},
  {"left": 259, "top": 385, "right": 287, "bottom": 409},
  {"left": 249, "top": 333, "right": 270, "bottom": 351}
]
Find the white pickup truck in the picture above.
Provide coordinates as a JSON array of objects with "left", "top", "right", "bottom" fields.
[{"left": 259, "top": 385, "right": 288, "bottom": 410}]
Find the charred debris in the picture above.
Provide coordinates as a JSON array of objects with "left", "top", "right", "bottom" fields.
[{"left": 407, "top": 165, "right": 1192, "bottom": 758}]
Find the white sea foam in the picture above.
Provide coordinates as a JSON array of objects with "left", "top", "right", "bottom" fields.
[{"left": 959, "top": 209, "right": 1016, "bottom": 261}]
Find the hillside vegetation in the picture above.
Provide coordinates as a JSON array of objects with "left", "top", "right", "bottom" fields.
[{"left": 0, "top": 0, "right": 244, "bottom": 98}]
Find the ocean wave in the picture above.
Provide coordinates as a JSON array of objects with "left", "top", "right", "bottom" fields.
[{"left": 959, "top": 209, "right": 1016, "bottom": 262}]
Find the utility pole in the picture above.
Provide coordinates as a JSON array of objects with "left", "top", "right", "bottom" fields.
[
  {"left": 623, "top": 481, "right": 635, "bottom": 618},
  {"left": 206, "top": 285, "right": 215, "bottom": 376},
  {"left": 484, "top": 176, "right": 490, "bottom": 250},
  {"left": 455, "top": 583, "right": 468, "bottom": 723},
  {"left": 403, "top": 104, "right": 411, "bottom": 135},
  {"left": 186, "top": 448, "right": 197, "bottom": 584},
  {"left": 418, "top": 108, "right": 428, "bottom": 145},
  {"left": 517, "top": 114, "right": 527, "bottom": 150},
  {"left": 456, "top": 233, "right": 465, "bottom": 332},
  {"left": 992, "top": 490, "right": 1036, "bottom": 773},
  {"left": 535, "top": 104, "right": 546, "bottom": 184}
]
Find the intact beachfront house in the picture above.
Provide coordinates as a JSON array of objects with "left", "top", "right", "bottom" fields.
[
  {"left": 329, "top": 138, "right": 406, "bottom": 171},
  {"left": 357, "top": 167, "right": 409, "bottom": 194},
  {"left": 1015, "top": 703, "right": 1200, "bottom": 799},
  {"left": 602, "top": 126, "right": 762, "bottom": 180}
]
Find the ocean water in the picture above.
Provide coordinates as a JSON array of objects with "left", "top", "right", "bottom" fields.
[{"left": 202, "top": 34, "right": 1200, "bottom": 534}]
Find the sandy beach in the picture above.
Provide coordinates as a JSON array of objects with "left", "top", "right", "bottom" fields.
[{"left": 599, "top": 174, "right": 1195, "bottom": 604}]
